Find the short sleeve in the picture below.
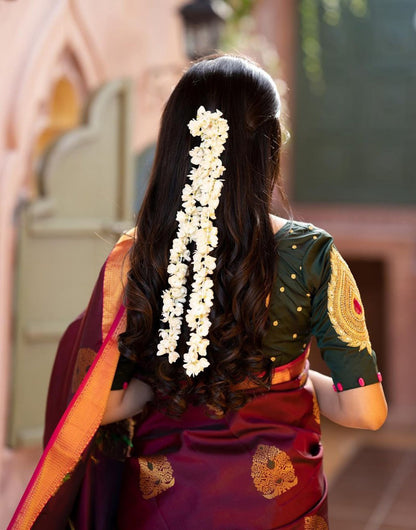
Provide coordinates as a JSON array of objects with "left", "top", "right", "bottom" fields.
[
  {"left": 111, "top": 355, "right": 138, "bottom": 390},
  {"left": 303, "top": 231, "right": 380, "bottom": 391}
]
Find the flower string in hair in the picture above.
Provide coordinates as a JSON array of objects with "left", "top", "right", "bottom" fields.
[{"left": 156, "top": 106, "right": 229, "bottom": 377}]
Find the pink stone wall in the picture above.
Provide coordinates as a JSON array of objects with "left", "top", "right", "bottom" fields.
[{"left": 0, "top": 0, "right": 186, "bottom": 456}]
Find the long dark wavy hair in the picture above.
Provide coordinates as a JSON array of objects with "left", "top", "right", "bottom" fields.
[{"left": 118, "top": 54, "right": 284, "bottom": 417}]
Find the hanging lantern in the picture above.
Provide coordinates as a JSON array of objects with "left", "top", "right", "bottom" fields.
[{"left": 179, "top": 0, "right": 232, "bottom": 60}]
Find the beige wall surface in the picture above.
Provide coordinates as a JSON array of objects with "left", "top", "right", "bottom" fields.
[{"left": 0, "top": 0, "right": 186, "bottom": 454}]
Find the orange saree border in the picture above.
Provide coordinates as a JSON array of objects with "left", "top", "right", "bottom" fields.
[
  {"left": 8, "top": 232, "right": 134, "bottom": 530},
  {"left": 102, "top": 228, "right": 134, "bottom": 337},
  {"left": 233, "top": 342, "right": 311, "bottom": 391}
]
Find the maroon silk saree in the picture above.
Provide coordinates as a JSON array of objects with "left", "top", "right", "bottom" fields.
[
  {"left": 9, "top": 232, "right": 328, "bottom": 530},
  {"left": 117, "top": 352, "right": 328, "bottom": 530}
]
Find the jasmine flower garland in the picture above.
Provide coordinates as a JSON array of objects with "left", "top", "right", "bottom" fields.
[{"left": 156, "top": 106, "right": 229, "bottom": 377}]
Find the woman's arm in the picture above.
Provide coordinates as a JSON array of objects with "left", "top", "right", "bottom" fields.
[
  {"left": 101, "top": 378, "right": 153, "bottom": 425},
  {"left": 309, "top": 370, "right": 388, "bottom": 430}
]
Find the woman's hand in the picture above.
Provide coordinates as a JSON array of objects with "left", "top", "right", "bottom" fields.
[
  {"left": 101, "top": 378, "right": 153, "bottom": 425},
  {"left": 308, "top": 370, "right": 388, "bottom": 430}
]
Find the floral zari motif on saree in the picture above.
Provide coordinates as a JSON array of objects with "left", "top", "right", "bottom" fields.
[
  {"left": 312, "top": 393, "right": 320, "bottom": 425},
  {"left": 138, "top": 455, "right": 175, "bottom": 499},
  {"left": 304, "top": 515, "right": 328, "bottom": 529},
  {"left": 251, "top": 444, "right": 298, "bottom": 499},
  {"left": 71, "top": 347, "right": 97, "bottom": 393},
  {"left": 327, "top": 246, "right": 372, "bottom": 354}
]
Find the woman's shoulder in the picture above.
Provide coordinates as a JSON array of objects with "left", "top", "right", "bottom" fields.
[
  {"left": 270, "top": 214, "right": 289, "bottom": 235},
  {"left": 270, "top": 215, "right": 332, "bottom": 245},
  {"left": 271, "top": 217, "right": 335, "bottom": 286},
  {"left": 103, "top": 228, "right": 135, "bottom": 290},
  {"left": 108, "top": 228, "right": 135, "bottom": 262},
  {"left": 115, "top": 227, "right": 136, "bottom": 248}
]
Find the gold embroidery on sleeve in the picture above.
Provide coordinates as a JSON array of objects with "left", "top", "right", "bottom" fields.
[
  {"left": 327, "top": 246, "right": 372, "bottom": 354},
  {"left": 251, "top": 444, "right": 298, "bottom": 499},
  {"left": 138, "top": 455, "right": 175, "bottom": 499},
  {"left": 304, "top": 515, "right": 328, "bottom": 529}
]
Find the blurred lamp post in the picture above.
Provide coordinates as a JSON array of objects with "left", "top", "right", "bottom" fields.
[{"left": 179, "top": 0, "right": 232, "bottom": 60}]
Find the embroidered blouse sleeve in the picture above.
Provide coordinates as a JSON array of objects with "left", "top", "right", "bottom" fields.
[{"left": 303, "top": 231, "right": 380, "bottom": 390}]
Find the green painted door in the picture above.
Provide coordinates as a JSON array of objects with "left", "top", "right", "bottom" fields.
[{"left": 9, "top": 80, "right": 134, "bottom": 447}]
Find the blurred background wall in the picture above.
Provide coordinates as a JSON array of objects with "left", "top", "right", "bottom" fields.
[
  {"left": 0, "top": 0, "right": 185, "bottom": 453},
  {"left": 0, "top": 0, "right": 415, "bottom": 460}
]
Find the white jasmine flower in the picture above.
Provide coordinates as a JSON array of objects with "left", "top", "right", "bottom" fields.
[
  {"left": 168, "top": 351, "right": 180, "bottom": 363},
  {"left": 157, "top": 106, "right": 228, "bottom": 376},
  {"left": 169, "top": 286, "right": 187, "bottom": 303},
  {"left": 190, "top": 146, "right": 205, "bottom": 165},
  {"left": 184, "top": 357, "right": 210, "bottom": 377}
]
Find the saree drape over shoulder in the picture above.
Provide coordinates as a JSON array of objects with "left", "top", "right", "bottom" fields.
[{"left": 9, "top": 222, "right": 380, "bottom": 530}]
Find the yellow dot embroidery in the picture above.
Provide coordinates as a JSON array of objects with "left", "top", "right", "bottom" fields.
[
  {"left": 327, "top": 246, "right": 372, "bottom": 354},
  {"left": 306, "top": 293, "right": 311, "bottom": 298},
  {"left": 273, "top": 320, "right": 278, "bottom": 327},
  {"left": 289, "top": 229, "right": 294, "bottom": 234},
  {"left": 291, "top": 274, "right": 296, "bottom": 279},
  {"left": 293, "top": 333, "right": 298, "bottom": 339},
  {"left": 297, "top": 307, "right": 302, "bottom": 312},
  {"left": 299, "top": 266, "right": 302, "bottom": 270},
  {"left": 270, "top": 356, "right": 276, "bottom": 362},
  {"left": 292, "top": 244, "right": 297, "bottom": 249},
  {"left": 308, "top": 225, "right": 314, "bottom": 231},
  {"left": 313, "top": 235, "right": 318, "bottom": 240},
  {"left": 280, "top": 286, "right": 285, "bottom": 293}
]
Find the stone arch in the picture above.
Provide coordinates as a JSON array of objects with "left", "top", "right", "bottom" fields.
[{"left": 6, "top": 2, "right": 103, "bottom": 152}]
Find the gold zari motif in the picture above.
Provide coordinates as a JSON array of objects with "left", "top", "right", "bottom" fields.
[
  {"left": 327, "top": 246, "right": 372, "bottom": 354},
  {"left": 251, "top": 444, "right": 298, "bottom": 499},
  {"left": 71, "top": 348, "right": 96, "bottom": 393},
  {"left": 304, "top": 515, "right": 328, "bottom": 529},
  {"left": 312, "top": 393, "right": 320, "bottom": 425},
  {"left": 138, "top": 455, "right": 175, "bottom": 499}
]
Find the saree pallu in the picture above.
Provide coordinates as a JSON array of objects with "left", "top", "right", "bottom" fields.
[
  {"left": 8, "top": 233, "right": 133, "bottom": 530},
  {"left": 117, "top": 355, "right": 328, "bottom": 530}
]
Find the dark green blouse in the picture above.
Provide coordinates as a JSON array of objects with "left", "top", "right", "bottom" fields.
[
  {"left": 112, "top": 221, "right": 380, "bottom": 391},
  {"left": 263, "top": 220, "right": 379, "bottom": 390}
]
